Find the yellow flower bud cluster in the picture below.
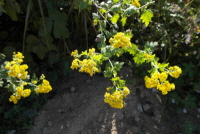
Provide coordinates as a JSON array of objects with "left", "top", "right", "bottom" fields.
[
  {"left": 144, "top": 66, "right": 182, "bottom": 95},
  {"left": 71, "top": 49, "right": 99, "bottom": 76},
  {"left": 5, "top": 52, "right": 28, "bottom": 79},
  {"left": 168, "top": 66, "right": 182, "bottom": 78},
  {"left": 109, "top": 32, "right": 132, "bottom": 49},
  {"left": 71, "top": 59, "right": 99, "bottom": 76},
  {"left": 71, "top": 50, "right": 78, "bottom": 57},
  {"left": 4, "top": 52, "right": 52, "bottom": 104},
  {"left": 104, "top": 87, "right": 130, "bottom": 109},
  {"left": 9, "top": 83, "right": 31, "bottom": 104},
  {"left": 35, "top": 79, "right": 52, "bottom": 93}
]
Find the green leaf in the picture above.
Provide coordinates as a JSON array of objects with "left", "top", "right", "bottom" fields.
[
  {"left": 111, "top": 4, "right": 121, "bottom": 12},
  {"left": 95, "top": 33, "right": 106, "bottom": 43},
  {"left": 39, "top": 18, "right": 53, "bottom": 37},
  {"left": 144, "top": 41, "right": 158, "bottom": 52},
  {"left": 182, "top": 62, "right": 195, "bottom": 78},
  {"left": 183, "top": 122, "right": 196, "bottom": 134},
  {"left": 113, "top": 0, "right": 120, "bottom": 3},
  {"left": 133, "top": 53, "right": 146, "bottom": 65},
  {"left": 110, "top": 13, "right": 120, "bottom": 24},
  {"left": 48, "top": 51, "right": 59, "bottom": 65},
  {"left": 80, "top": 0, "right": 88, "bottom": 10},
  {"left": 53, "top": 21, "right": 69, "bottom": 38},
  {"left": 121, "top": 16, "right": 127, "bottom": 26},
  {"left": 125, "top": 44, "right": 138, "bottom": 56},
  {"left": 0, "top": 69, "right": 8, "bottom": 80},
  {"left": 158, "top": 63, "right": 169, "bottom": 72},
  {"left": 123, "top": 6, "right": 137, "bottom": 16},
  {"left": 92, "top": 13, "right": 99, "bottom": 19},
  {"left": 140, "top": 9, "right": 153, "bottom": 27},
  {"left": 32, "top": 44, "right": 48, "bottom": 60},
  {"left": 48, "top": 43, "right": 57, "bottom": 51},
  {"left": 26, "top": 35, "right": 40, "bottom": 45},
  {"left": 0, "top": 53, "right": 6, "bottom": 61},
  {"left": 0, "top": 31, "right": 8, "bottom": 40},
  {"left": 92, "top": 54, "right": 103, "bottom": 62},
  {"left": 2, "top": 46, "right": 16, "bottom": 60},
  {"left": 0, "top": 80, "right": 4, "bottom": 87},
  {"left": 3, "top": 0, "right": 20, "bottom": 21}
]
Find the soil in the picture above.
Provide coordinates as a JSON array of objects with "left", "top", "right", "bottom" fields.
[{"left": 27, "top": 67, "right": 200, "bottom": 134}]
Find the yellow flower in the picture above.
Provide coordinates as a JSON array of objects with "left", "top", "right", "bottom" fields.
[
  {"left": 109, "top": 32, "right": 132, "bottom": 49},
  {"left": 106, "top": 87, "right": 111, "bottom": 91},
  {"left": 122, "top": 87, "right": 130, "bottom": 97},
  {"left": 132, "top": 0, "right": 141, "bottom": 7},
  {"left": 9, "top": 95, "right": 18, "bottom": 104},
  {"left": 104, "top": 91, "right": 124, "bottom": 109},
  {"left": 159, "top": 71, "right": 168, "bottom": 82},
  {"left": 88, "top": 48, "right": 95, "bottom": 56},
  {"left": 144, "top": 76, "right": 159, "bottom": 88},
  {"left": 21, "top": 89, "right": 31, "bottom": 98},
  {"left": 32, "top": 80, "right": 37, "bottom": 84},
  {"left": 40, "top": 74, "right": 45, "bottom": 79},
  {"left": 71, "top": 50, "right": 78, "bottom": 57},
  {"left": 36, "top": 79, "right": 52, "bottom": 93},
  {"left": 78, "top": 59, "right": 99, "bottom": 76},
  {"left": 169, "top": 66, "right": 182, "bottom": 78},
  {"left": 71, "top": 59, "right": 80, "bottom": 70}
]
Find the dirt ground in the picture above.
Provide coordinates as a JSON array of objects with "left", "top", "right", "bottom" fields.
[{"left": 26, "top": 67, "right": 200, "bottom": 134}]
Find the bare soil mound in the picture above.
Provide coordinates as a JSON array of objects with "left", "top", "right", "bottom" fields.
[{"left": 27, "top": 67, "right": 200, "bottom": 134}]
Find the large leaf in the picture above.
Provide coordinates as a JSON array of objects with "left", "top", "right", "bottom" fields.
[
  {"left": 39, "top": 18, "right": 53, "bottom": 37},
  {"left": 32, "top": 44, "right": 48, "bottom": 60},
  {"left": 140, "top": 9, "right": 153, "bottom": 27},
  {"left": 2, "top": 46, "right": 16, "bottom": 60},
  {"left": 3, "top": 0, "right": 20, "bottom": 21},
  {"left": 110, "top": 13, "right": 120, "bottom": 24},
  {"left": 53, "top": 21, "right": 69, "bottom": 38},
  {"left": 121, "top": 16, "right": 127, "bottom": 26}
]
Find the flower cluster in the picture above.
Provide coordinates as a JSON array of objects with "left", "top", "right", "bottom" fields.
[
  {"left": 35, "top": 79, "right": 52, "bottom": 93},
  {"left": 5, "top": 52, "right": 28, "bottom": 79},
  {"left": 9, "top": 82, "right": 31, "bottom": 104},
  {"left": 109, "top": 32, "right": 132, "bottom": 49},
  {"left": 168, "top": 66, "right": 182, "bottom": 78},
  {"left": 4, "top": 52, "right": 52, "bottom": 104},
  {"left": 104, "top": 87, "right": 130, "bottom": 109},
  {"left": 71, "top": 48, "right": 99, "bottom": 76},
  {"left": 144, "top": 66, "right": 182, "bottom": 95}
]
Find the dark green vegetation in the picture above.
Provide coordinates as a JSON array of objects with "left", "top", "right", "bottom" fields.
[{"left": 0, "top": 0, "right": 200, "bottom": 133}]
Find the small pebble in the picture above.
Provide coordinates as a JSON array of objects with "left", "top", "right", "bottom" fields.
[
  {"left": 182, "top": 108, "right": 187, "bottom": 114},
  {"left": 86, "top": 79, "right": 91, "bottom": 83},
  {"left": 70, "top": 86, "right": 76, "bottom": 92},
  {"left": 58, "top": 109, "right": 63, "bottom": 113},
  {"left": 43, "top": 127, "right": 47, "bottom": 132},
  {"left": 48, "top": 121, "right": 53, "bottom": 126},
  {"left": 142, "top": 104, "right": 151, "bottom": 112},
  {"left": 137, "top": 104, "right": 143, "bottom": 112}
]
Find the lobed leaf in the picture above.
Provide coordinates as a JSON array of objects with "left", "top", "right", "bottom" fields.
[{"left": 140, "top": 9, "right": 153, "bottom": 27}]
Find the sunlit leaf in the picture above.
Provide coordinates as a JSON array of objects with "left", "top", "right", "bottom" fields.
[
  {"left": 121, "top": 16, "right": 127, "bottom": 26},
  {"left": 110, "top": 13, "right": 120, "bottom": 24},
  {"left": 140, "top": 9, "right": 153, "bottom": 27}
]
